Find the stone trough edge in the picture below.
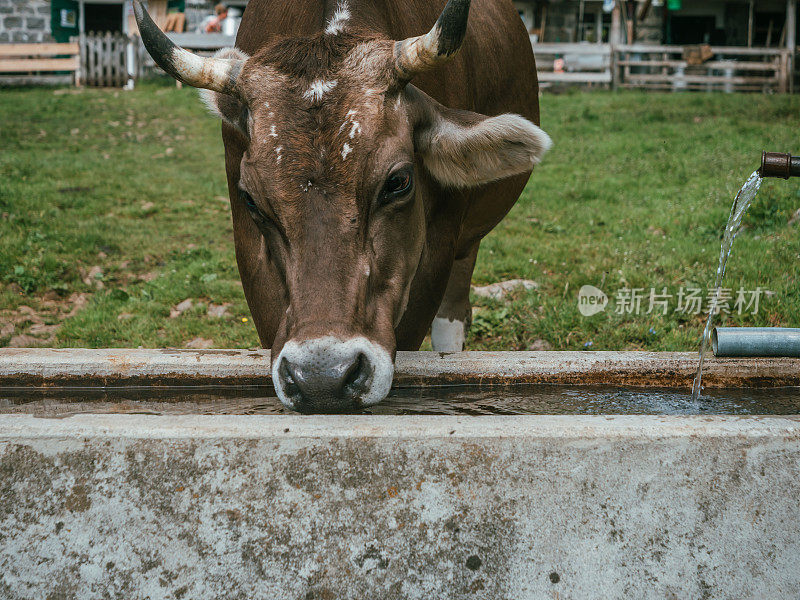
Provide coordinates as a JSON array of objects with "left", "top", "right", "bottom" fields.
[{"left": 0, "top": 348, "right": 798, "bottom": 388}]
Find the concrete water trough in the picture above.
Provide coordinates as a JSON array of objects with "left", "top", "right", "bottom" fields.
[{"left": 1, "top": 348, "right": 800, "bottom": 598}]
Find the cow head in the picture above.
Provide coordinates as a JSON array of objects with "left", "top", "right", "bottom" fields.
[{"left": 134, "top": 0, "right": 550, "bottom": 412}]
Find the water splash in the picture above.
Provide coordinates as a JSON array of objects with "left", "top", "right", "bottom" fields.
[{"left": 691, "top": 170, "right": 763, "bottom": 401}]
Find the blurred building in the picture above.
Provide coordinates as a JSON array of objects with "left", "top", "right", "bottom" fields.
[
  {"left": 0, "top": 0, "right": 246, "bottom": 42},
  {"left": 2, "top": 0, "right": 797, "bottom": 49},
  {"left": 519, "top": 1, "right": 798, "bottom": 92},
  {"left": 514, "top": 0, "right": 798, "bottom": 48},
  {"left": 185, "top": 0, "right": 247, "bottom": 33},
  {"left": 1, "top": 0, "right": 797, "bottom": 91}
]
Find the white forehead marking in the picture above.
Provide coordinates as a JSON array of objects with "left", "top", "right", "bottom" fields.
[
  {"left": 339, "top": 110, "right": 357, "bottom": 132},
  {"left": 342, "top": 143, "right": 353, "bottom": 160},
  {"left": 338, "top": 109, "right": 361, "bottom": 139},
  {"left": 304, "top": 79, "right": 338, "bottom": 104},
  {"left": 275, "top": 146, "right": 283, "bottom": 163},
  {"left": 325, "top": 1, "right": 350, "bottom": 35},
  {"left": 269, "top": 124, "right": 278, "bottom": 138}
]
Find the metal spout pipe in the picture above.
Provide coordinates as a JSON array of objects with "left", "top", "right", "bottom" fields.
[
  {"left": 712, "top": 327, "right": 800, "bottom": 358},
  {"left": 759, "top": 152, "right": 800, "bottom": 179}
]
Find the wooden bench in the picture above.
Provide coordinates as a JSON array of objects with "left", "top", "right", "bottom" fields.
[{"left": 0, "top": 43, "right": 81, "bottom": 85}]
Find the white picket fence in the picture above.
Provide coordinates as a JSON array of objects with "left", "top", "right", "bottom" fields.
[{"left": 80, "top": 32, "right": 129, "bottom": 87}]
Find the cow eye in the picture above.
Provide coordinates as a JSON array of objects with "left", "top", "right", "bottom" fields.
[
  {"left": 240, "top": 190, "right": 259, "bottom": 213},
  {"left": 382, "top": 167, "right": 414, "bottom": 201},
  {"left": 240, "top": 190, "right": 272, "bottom": 226}
]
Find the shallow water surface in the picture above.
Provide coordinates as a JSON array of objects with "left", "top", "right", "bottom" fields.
[{"left": 1, "top": 384, "right": 799, "bottom": 417}]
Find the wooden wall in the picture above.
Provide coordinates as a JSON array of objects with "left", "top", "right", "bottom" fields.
[{"left": 126, "top": 0, "right": 168, "bottom": 36}]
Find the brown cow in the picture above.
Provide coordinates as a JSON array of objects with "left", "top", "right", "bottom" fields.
[{"left": 133, "top": 0, "right": 550, "bottom": 412}]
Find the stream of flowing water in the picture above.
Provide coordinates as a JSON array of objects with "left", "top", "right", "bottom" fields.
[{"left": 691, "top": 170, "right": 763, "bottom": 401}]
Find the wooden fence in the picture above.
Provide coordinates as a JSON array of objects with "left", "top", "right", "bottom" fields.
[
  {"left": 0, "top": 43, "right": 81, "bottom": 85},
  {"left": 80, "top": 32, "right": 129, "bottom": 87},
  {"left": 533, "top": 39, "right": 793, "bottom": 93},
  {"left": 534, "top": 43, "right": 612, "bottom": 85},
  {"left": 615, "top": 45, "right": 791, "bottom": 93},
  {"left": 40, "top": 34, "right": 791, "bottom": 92}
]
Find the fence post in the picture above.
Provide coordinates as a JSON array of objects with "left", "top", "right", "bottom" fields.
[
  {"left": 116, "top": 34, "right": 125, "bottom": 87},
  {"left": 93, "top": 33, "right": 99, "bottom": 86},
  {"left": 779, "top": 52, "right": 789, "bottom": 94},
  {"left": 85, "top": 32, "right": 91, "bottom": 86},
  {"left": 787, "top": 0, "right": 796, "bottom": 93},
  {"left": 72, "top": 36, "right": 83, "bottom": 87},
  {"left": 610, "top": 3, "right": 622, "bottom": 89},
  {"left": 125, "top": 34, "right": 137, "bottom": 89}
]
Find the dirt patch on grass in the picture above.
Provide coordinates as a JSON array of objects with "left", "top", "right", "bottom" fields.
[{"left": 1, "top": 293, "right": 89, "bottom": 348}]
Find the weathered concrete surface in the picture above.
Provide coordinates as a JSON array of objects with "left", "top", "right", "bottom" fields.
[
  {"left": 1, "top": 415, "right": 799, "bottom": 599},
  {"left": 1, "top": 348, "right": 799, "bottom": 388}
]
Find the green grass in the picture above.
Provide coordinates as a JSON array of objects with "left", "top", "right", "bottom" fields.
[{"left": 1, "top": 83, "right": 799, "bottom": 351}]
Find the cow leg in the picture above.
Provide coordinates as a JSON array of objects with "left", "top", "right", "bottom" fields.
[{"left": 431, "top": 242, "right": 479, "bottom": 352}]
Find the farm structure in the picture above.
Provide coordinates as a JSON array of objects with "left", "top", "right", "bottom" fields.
[
  {"left": 515, "top": 0, "right": 799, "bottom": 92},
  {"left": 0, "top": 0, "right": 799, "bottom": 91},
  {"left": 0, "top": 0, "right": 240, "bottom": 86}
]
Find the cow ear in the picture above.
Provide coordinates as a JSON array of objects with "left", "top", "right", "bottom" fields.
[
  {"left": 198, "top": 48, "right": 250, "bottom": 137},
  {"left": 410, "top": 88, "right": 552, "bottom": 188}
]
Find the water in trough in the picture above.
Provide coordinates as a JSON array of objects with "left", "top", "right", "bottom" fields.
[{"left": 2, "top": 384, "right": 799, "bottom": 416}]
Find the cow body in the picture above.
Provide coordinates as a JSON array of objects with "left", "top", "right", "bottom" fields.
[
  {"left": 132, "top": 0, "right": 549, "bottom": 411},
  {"left": 227, "top": 0, "right": 540, "bottom": 352}
]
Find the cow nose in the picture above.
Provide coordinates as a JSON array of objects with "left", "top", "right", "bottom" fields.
[
  {"left": 279, "top": 352, "right": 373, "bottom": 412},
  {"left": 272, "top": 337, "right": 393, "bottom": 413}
]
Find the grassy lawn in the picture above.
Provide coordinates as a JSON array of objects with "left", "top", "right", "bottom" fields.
[{"left": 1, "top": 83, "right": 799, "bottom": 351}]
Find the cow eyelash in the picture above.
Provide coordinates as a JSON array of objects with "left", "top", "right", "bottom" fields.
[
  {"left": 240, "top": 189, "right": 258, "bottom": 212},
  {"left": 240, "top": 189, "right": 268, "bottom": 222},
  {"left": 239, "top": 189, "right": 289, "bottom": 243},
  {"left": 240, "top": 190, "right": 275, "bottom": 227}
]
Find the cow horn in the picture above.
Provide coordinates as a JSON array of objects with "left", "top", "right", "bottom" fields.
[
  {"left": 133, "top": 0, "right": 243, "bottom": 94},
  {"left": 394, "top": 0, "right": 471, "bottom": 79}
]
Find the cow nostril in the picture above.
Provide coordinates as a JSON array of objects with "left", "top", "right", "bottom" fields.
[
  {"left": 278, "top": 357, "right": 303, "bottom": 402},
  {"left": 343, "top": 352, "right": 372, "bottom": 394},
  {"left": 281, "top": 360, "right": 294, "bottom": 385},
  {"left": 344, "top": 355, "right": 360, "bottom": 384}
]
